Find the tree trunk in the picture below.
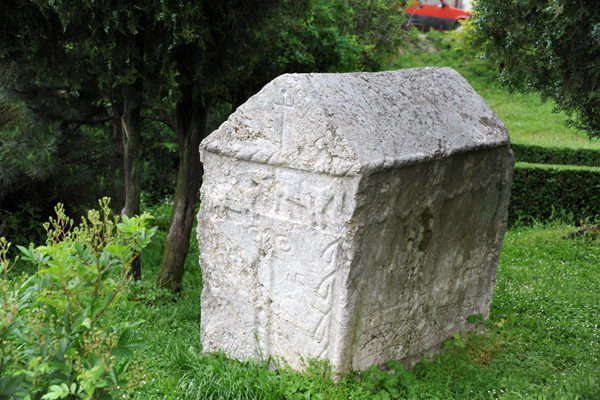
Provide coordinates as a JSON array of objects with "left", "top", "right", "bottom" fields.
[
  {"left": 120, "top": 13, "right": 147, "bottom": 280},
  {"left": 157, "top": 96, "right": 208, "bottom": 293},
  {"left": 120, "top": 99, "right": 143, "bottom": 280},
  {"left": 110, "top": 104, "right": 125, "bottom": 212}
]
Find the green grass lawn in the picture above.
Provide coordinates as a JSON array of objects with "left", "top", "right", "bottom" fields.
[
  {"left": 128, "top": 221, "right": 600, "bottom": 399},
  {"left": 390, "top": 30, "right": 600, "bottom": 150},
  {"left": 485, "top": 89, "right": 600, "bottom": 149},
  {"left": 118, "top": 36, "right": 600, "bottom": 398}
]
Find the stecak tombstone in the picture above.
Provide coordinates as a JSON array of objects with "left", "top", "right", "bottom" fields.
[{"left": 197, "top": 67, "right": 514, "bottom": 371}]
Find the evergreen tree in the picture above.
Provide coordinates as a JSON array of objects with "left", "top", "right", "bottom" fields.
[
  {"left": 472, "top": 0, "right": 600, "bottom": 138},
  {"left": 1, "top": 0, "right": 408, "bottom": 291}
]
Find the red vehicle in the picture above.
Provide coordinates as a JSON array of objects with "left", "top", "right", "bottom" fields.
[{"left": 405, "top": 0, "right": 471, "bottom": 31}]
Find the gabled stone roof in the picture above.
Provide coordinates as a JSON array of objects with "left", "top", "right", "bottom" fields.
[{"left": 201, "top": 67, "right": 509, "bottom": 176}]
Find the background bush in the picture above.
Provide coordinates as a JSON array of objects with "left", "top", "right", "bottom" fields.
[
  {"left": 511, "top": 144, "right": 600, "bottom": 168},
  {"left": 509, "top": 162, "right": 600, "bottom": 225}
]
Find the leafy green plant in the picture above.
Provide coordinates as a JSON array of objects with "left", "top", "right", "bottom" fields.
[
  {"left": 358, "top": 360, "right": 418, "bottom": 400},
  {"left": 0, "top": 198, "right": 156, "bottom": 399}
]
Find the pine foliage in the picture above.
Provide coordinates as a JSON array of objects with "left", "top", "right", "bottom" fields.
[{"left": 472, "top": 0, "right": 600, "bottom": 138}]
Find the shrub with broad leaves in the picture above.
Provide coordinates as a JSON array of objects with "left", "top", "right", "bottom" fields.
[{"left": 0, "top": 198, "right": 156, "bottom": 399}]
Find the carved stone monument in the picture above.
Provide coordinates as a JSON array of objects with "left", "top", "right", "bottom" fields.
[{"left": 197, "top": 67, "right": 513, "bottom": 371}]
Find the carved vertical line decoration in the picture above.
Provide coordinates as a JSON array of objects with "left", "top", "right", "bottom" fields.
[
  {"left": 312, "top": 239, "right": 341, "bottom": 358},
  {"left": 274, "top": 89, "right": 294, "bottom": 153}
]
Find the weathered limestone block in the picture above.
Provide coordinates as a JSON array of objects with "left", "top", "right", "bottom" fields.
[{"left": 197, "top": 67, "right": 514, "bottom": 371}]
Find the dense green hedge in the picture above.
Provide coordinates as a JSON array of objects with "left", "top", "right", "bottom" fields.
[
  {"left": 511, "top": 144, "right": 600, "bottom": 167},
  {"left": 509, "top": 162, "right": 600, "bottom": 226}
]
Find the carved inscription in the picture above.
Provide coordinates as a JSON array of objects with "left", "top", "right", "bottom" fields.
[{"left": 220, "top": 166, "right": 352, "bottom": 227}]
